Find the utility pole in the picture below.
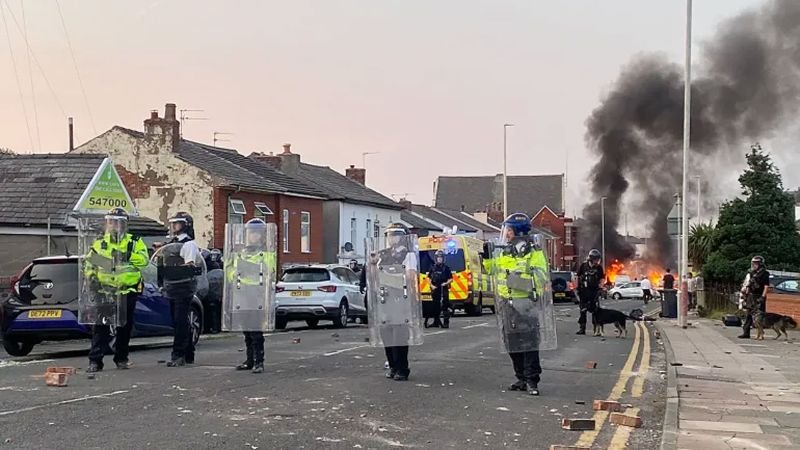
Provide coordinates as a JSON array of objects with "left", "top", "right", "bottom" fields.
[
  {"left": 213, "top": 132, "right": 234, "bottom": 147},
  {"left": 601, "top": 196, "right": 607, "bottom": 270},
  {"left": 679, "top": 0, "right": 693, "bottom": 329}
]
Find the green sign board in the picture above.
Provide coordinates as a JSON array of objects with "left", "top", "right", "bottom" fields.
[{"left": 74, "top": 158, "right": 138, "bottom": 216}]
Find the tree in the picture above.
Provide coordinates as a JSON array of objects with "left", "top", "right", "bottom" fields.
[
  {"left": 0, "top": 147, "right": 14, "bottom": 155},
  {"left": 688, "top": 222, "right": 715, "bottom": 269},
  {"left": 704, "top": 144, "right": 800, "bottom": 282}
]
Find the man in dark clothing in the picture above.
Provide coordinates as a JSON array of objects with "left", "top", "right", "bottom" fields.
[
  {"left": 576, "top": 249, "right": 605, "bottom": 335},
  {"left": 739, "top": 256, "right": 770, "bottom": 339},
  {"left": 662, "top": 269, "right": 675, "bottom": 290},
  {"left": 360, "top": 264, "right": 368, "bottom": 315},
  {"left": 426, "top": 250, "right": 453, "bottom": 328}
]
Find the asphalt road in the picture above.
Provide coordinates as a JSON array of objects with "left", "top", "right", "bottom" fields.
[{"left": 0, "top": 299, "right": 665, "bottom": 450}]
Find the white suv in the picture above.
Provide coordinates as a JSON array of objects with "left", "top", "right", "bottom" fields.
[{"left": 275, "top": 265, "right": 367, "bottom": 329}]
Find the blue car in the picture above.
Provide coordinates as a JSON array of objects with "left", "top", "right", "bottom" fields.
[{"left": 1, "top": 255, "right": 205, "bottom": 357}]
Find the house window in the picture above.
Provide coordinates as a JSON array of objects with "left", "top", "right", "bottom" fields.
[
  {"left": 282, "top": 209, "right": 289, "bottom": 253},
  {"left": 228, "top": 199, "right": 246, "bottom": 225},
  {"left": 301, "top": 212, "right": 311, "bottom": 253},
  {"left": 565, "top": 224, "right": 572, "bottom": 246},
  {"left": 365, "top": 219, "right": 372, "bottom": 249},
  {"left": 350, "top": 218, "right": 357, "bottom": 250},
  {"left": 254, "top": 202, "right": 273, "bottom": 220}
]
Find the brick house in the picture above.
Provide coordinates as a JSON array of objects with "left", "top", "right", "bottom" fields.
[
  {"left": 72, "top": 103, "right": 328, "bottom": 268},
  {"left": 532, "top": 205, "right": 578, "bottom": 271}
]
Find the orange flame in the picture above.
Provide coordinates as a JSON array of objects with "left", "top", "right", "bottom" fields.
[{"left": 605, "top": 260, "right": 625, "bottom": 283}]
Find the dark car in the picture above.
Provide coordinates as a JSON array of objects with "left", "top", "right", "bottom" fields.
[
  {"left": 1, "top": 255, "right": 207, "bottom": 357},
  {"left": 550, "top": 271, "right": 577, "bottom": 303}
]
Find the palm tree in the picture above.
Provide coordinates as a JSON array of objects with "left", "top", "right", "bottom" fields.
[{"left": 689, "top": 223, "right": 715, "bottom": 269}]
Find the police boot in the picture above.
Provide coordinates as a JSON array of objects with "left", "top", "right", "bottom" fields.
[
  {"left": 167, "top": 357, "right": 186, "bottom": 367},
  {"left": 87, "top": 362, "right": 103, "bottom": 373},
  {"left": 252, "top": 362, "right": 264, "bottom": 374},
  {"left": 442, "top": 317, "right": 450, "bottom": 329},
  {"left": 236, "top": 361, "right": 253, "bottom": 371},
  {"left": 527, "top": 383, "right": 540, "bottom": 396},
  {"left": 424, "top": 319, "right": 430, "bottom": 328},
  {"left": 509, "top": 380, "right": 526, "bottom": 391},
  {"left": 576, "top": 329, "right": 586, "bottom": 335}
]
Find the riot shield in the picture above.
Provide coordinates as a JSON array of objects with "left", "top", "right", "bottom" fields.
[
  {"left": 77, "top": 216, "right": 130, "bottom": 328},
  {"left": 222, "top": 223, "right": 277, "bottom": 332},
  {"left": 151, "top": 242, "right": 206, "bottom": 299},
  {"left": 489, "top": 237, "right": 557, "bottom": 352},
  {"left": 366, "top": 235, "right": 424, "bottom": 347}
]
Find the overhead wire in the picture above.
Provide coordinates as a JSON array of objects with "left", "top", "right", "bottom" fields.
[
  {"left": 0, "top": 1, "right": 34, "bottom": 153},
  {"left": 21, "top": 0, "right": 41, "bottom": 152},
  {"left": 55, "top": 0, "right": 95, "bottom": 134},
  {"left": 1, "top": 0, "right": 68, "bottom": 120}
]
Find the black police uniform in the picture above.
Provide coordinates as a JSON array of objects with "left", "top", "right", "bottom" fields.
[
  {"left": 163, "top": 234, "right": 199, "bottom": 365},
  {"left": 577, "top": 261, "right": 604, "bottom": 333},
  {"left": 427, "top": 262, "right": 453, "bottom": 328},
  {"left": 741, "top": 266, "right": 770, "bottom": 338},
  {"left": 377, "top": 244, "right": 413, "bottom": 379}
]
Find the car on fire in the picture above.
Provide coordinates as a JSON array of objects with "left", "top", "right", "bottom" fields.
[{"left": 0, "top": 253, "right": 211, "bottom": 357}]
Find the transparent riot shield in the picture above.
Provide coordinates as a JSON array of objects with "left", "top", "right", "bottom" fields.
[
  {"left": 489, "top": 236, "right": 557, "bottom": 352},
  {"left": 222, "top": 223, "right": 277, "bottom": 332},
  {"left": 77, "top": 216, "right": 130, "bottom": 328},
  {"left": 366, "top": 235, "right": 424, "bottom": 347},
  {"left": 151, "top": 242, "right": 206, "bottom": 300}
]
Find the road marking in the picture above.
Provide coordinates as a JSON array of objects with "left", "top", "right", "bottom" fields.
[
  {"left": 0, "top": 390, "right": 129, "bottom": 417},
  {"left": 0, "top": 359, "right": 55, "bottom": 369},
  {"left": 574, "top": 320, "right": 642, "bottom": 448},
  {"left": 323, "top": 345, "right": 370, "bottom": 357},
  {"left": 461, "top": 322, "right": 490, "bottom": 329},
  {"left": 607, "top": 407, "right": 641, "bottom": 450},
  {"left": 424, "top": 330, "right": 447, "bottom": 336},
  {"left": 632, "top": 322, "right": 651, "bottom": 398}
]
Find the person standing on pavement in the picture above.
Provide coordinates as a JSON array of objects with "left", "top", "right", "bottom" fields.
[
  {"left": 687, "top": 272, "right": 697, "bottom": 309},
  {"left": 640, "top": 276, "right": 653, "bottom": 304},
  {"left": 576, "top": 249, "right": 605, "bottom": 335},
  {"left": 164, "top": 212, "right": 202, "bottom": 367},
  {"left": 426, "top": 250, "right": 453, "bottom": 329},
  {"left": 483, "top": 213, "right": 552, "bottom": 396},
  {"left": 84, "top": 208, "right": 149, "bottom": 373},
  {"left": 739, "top": 256, "right": 770, "bottom": 339},
  {"left": 662, "top": 269, "right": 675, "bottom": 290},
  {"left": 226, "top": 219, "right": 276, "bottom": 374}
]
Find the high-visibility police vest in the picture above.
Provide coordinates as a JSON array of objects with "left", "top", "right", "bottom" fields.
[
  {"left": 226, "top": 249, "right": 276, "bottom": 285},
  {"left": 84, "top": 233, "right": 148, "bottom": 295},
  {"left": 486, "top": 250, "right": 548, "bottom": 299}
]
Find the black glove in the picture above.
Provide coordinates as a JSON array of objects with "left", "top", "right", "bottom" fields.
[{"left": 482, "top": 242, "right": 494, "bottom": 259}]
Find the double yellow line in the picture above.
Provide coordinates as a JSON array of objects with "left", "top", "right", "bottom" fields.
[{"left": 573, "top": 320, "right": 651, "bottom": 449}]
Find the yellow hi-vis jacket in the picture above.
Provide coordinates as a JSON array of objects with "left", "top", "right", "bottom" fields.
[
  {"left": 484, "top": 249, "right": 548, "bottom": 299},
  {"left": 226, "top": 250, "right": 277, "bottom": 285},
  {"left": 84, "top": 233, "right": 148, "bottom": 294}
]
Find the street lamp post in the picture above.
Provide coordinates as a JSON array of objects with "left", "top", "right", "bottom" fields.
[
  {"left": 601, "top": 196, "right": 607, "bottom": 270},
  {"left": 695, "top": 175, "right": 701, "bottom": 224},
  {"left": 503, "top": 124, "right": 514, "bottom": 219},
  {"left": 679, "top": 0, "right": 693, "bottom": 329}
]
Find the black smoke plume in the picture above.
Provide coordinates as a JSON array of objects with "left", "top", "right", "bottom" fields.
[{"left": 580, "top": 0, "right": 800, "bottom": 266}]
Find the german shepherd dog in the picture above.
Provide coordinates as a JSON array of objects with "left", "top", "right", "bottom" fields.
[
  {"left": 755, "top": 312, "right": 798, "bottom": 340},
  {"left": 589, "top": 304, "right": 642, "bottom": 338}
]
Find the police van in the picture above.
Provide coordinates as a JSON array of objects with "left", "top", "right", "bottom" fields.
[{"left": 417, "top": 235, "right": 494, "bottom": 316}]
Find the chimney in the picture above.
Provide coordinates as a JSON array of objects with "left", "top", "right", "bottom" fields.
[
  {"left": 250, "top": 151, "right": 283, "bottom": 170},
  {"left": 398, "top": 199, "right": 412, "bottom": 209},
  {"left": 165, "top": 103, "right": 177, "bottom": 121},
  {"left": 278, "top": 143, "right": 300, "bottom": 175},
  {"left": 68, "top": 117, "right": 74, "bottom": 152},
  {"left": 345, "top": 164, "right": 366, "bottom": 185},
  {"left": 143, "top": 103, "right": 181, "bottom": 151}
]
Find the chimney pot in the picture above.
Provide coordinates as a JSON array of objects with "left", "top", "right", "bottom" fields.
[
  {"left": 150, "top": 110, "right": 158, "bottom": 119},
  {"left": 165, "top": 103, "right": 177, "bottom": 121},
  {"left": 345, "top": 165, "right": 366, "bottom": 185},
  {"left": 282, "top": 143, "right": 292, "bottom": 154}
]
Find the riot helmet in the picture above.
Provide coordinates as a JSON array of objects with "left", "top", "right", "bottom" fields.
[
  {"left": 384, "top": 222, "right": 409, "bottom": 247},
  {"left": 588, "top": 248, "right": 601, "bottom": 264},
  {"left": 434, "top": 249, "right": 445, "bottom": 264},
  {"left": 751, "top": 255, "right": 765, "bottom": 270},
  {"left": 500, "top": 213, "right": 531, "bottom": 245},
  {"left": 169, "top": 211, "right": 195, "bottom": 240},
  {"left": 244, "top": 218, "right": 267, "bottom": 249},
  {"left": 104, "top": 207, "right": 129, "bottom": 242},
  {"left": 349, "top": 259, "right": 359, "bottom": 271}
]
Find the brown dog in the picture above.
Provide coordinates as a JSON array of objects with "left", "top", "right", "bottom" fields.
[{"left": 755, "top": 312, "right": 798, "bottom": 340}]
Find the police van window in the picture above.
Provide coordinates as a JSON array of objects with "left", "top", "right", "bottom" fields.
[{"left": 419, "top": 249, "right": 466, "bottom": 274}]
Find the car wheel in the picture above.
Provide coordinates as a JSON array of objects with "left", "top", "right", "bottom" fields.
[
  {"left": 466, "top": 298, "right": 483, "bottom": 317},
  {"left": 275, "top": 317, "right": 288, "bottom": 330},
  {"left": 2, "top": 338, "right": 34, "bottom": 357},
  {"left": 332, "top": 301, "right": 348, "bottom": 328},
  {"left": 189, "top": 305, "right": 203, "bottom": 347},
  {"left": 305, "top": 319, "right": 319, "bottom": 328},
  {"left": 612, "top": 293, "right": 622, "bottom": 300}
]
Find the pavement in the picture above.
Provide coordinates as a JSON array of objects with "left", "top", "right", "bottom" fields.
[
  {"left": 0, "top": 298, "right": 664, "bottom": 450},
  {"left": 657, "top": 314, "right": 800, "bottom": 450}
]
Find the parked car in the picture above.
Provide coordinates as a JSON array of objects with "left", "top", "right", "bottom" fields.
[
  {"left": 609, "top": 281, "right": 646, "bottom": 300},
  {"left": 550, "top": 271, "right": 577, "bottom": 303},
  {"left": 1, "top": 254, "right": 208, "bottom": 357},
  {"left": 275, "top": 264, "right": 366, "bottom": 329}
]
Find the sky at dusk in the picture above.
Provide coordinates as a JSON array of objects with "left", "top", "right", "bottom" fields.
[{"left": 3, "top": 0, "right": 791, "bottom": 229}]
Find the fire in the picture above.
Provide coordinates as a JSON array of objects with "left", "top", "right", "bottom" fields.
[
  {"left": 605, "top": 259, "right": 664, "bottom": 287},
  {"left": 605, "top": 260, "right": 625, "bottom": 283}
]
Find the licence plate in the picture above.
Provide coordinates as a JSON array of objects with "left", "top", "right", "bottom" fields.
[
  {"left": 28, "top": 310, "right": 62, "bottom": 319},
  {"left": 554, "top": 293, "right": 565, "bottom": 298},
  {"left": 421, "top": 294, "right": 432, "bottom": 300},
  {"left": 290, "top": 291, "right": 311, "bottom": 297}
]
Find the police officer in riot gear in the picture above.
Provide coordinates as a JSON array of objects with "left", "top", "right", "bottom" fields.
[
  {"left": 426, "top": 250, "right": 453, "bottom": 328},
  {"left": 84, "top": 208, "right": 149, "bottom": 372},
  {"left": 576, "top": 249, "right": 605, "bottom": 335},
  {"left": 484, "top": 213, "right": 552, "bottom": 396},
  {"left": 227, "top": 218, "right": 276, "bottom": 374},
  {"left": 164, "top": 211, "right": 202, "bottom": 367},
  {"left": 371, "top": 222, "right": 419, "bottom": 381},
  {"left": 739, "top": 256, "right": 770, "bottom": 339}
]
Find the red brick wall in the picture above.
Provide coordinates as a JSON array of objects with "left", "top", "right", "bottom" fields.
[
  {"left": 533, "top": 208, "right": 568, "bottom": 270},
  {"left": 116, "top": 164, "right": 155, "bottom": 200},
  {"left": 767, "top": 295, "right": 800, "bottom": 323},
  {"left": 212, "top": 188, "right": 324, "bottom": 268}
]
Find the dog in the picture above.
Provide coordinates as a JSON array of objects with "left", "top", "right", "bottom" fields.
[
  {"left": 755, "top": 312, "right": 797, "bottom": 340},
  {"left": 589, "top": 305, "right": 644, "bottom": 338}
]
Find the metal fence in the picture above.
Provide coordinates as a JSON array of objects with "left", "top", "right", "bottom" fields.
[{"left": 704, "top": 281, "right": 739, "bottom": 311}]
